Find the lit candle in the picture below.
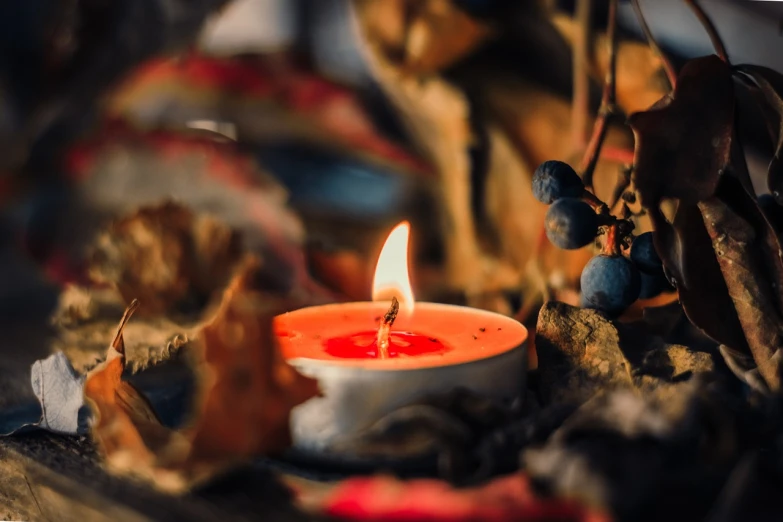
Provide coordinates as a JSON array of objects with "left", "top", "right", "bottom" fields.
[{"left": 275, "top": 222, "right": 528, "bottom": 455}]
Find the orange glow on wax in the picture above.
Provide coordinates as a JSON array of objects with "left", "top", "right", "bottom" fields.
[{"left": 372, "top": 221, "right": 414, "bottom": 315}]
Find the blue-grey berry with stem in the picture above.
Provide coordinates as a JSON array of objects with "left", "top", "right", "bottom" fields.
[
  {"left": 544, "top": 198, "right": 599, "bottom": 250},
  {"left": 533, "top": 160, "right": 584, "bottom": 204},
  {"left": 580, "top": 254, "right": 641, "bottom": 316}
]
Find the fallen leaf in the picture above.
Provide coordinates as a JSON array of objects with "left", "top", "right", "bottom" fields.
[
  {"left": 630, "top": 56, "right": 783, "bottom": 390},
  {"left": 733, "top": 65, "right": 783, "bottom": 202},
  {"left": 698, "top": 188, "right": 783, "bottom": 390},
  {"left": 355, "top": 0, "right": 492, "bottom": 75},
  {"left": 629, "top": 56, "right": 734, "bottom": 209},
  {"left": 84, "top": 258, "right": 319, "bottom": 492},
  {"left": 88, "top": 201, "right": 243, "bottom": 316},
  {"left": 628, "top": 56, "right": 747, "bottom": 351}
]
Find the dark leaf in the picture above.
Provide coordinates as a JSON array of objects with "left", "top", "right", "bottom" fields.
[
  {"left": 84, "top": 259, "right": 319, "bottom": 492},
  {"left": 629, "top": 55, "right": 734, "bottom": 208},
  {"left": 628, "top": 56, "right": 783, "bottom": 358},
  {"left": 698, "top": 187, "right": 783, "bottom": 390},
  {"left": 733, "top": 65, "right": 783, "bottom": 203}
]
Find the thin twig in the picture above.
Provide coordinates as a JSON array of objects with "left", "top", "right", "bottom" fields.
[
  {"left": 571, "top": 0, "right": 592, "bottom": 153},
  {"left": 580, "top": 0, "right": 619, "bottom": 189},
  {"left": 631, "top": 0, "right": 677, "bottom": 88},
  {"left": 684, "top": 0, "right": 729, "bottom": 63}
]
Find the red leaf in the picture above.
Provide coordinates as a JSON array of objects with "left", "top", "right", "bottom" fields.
[{"left": 318, "top": 474, "right": 610, "bottom": 522}]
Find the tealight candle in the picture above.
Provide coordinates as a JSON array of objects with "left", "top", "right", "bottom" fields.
[{"left": 275, "top": 222, "right": 527, "bottom": 455}]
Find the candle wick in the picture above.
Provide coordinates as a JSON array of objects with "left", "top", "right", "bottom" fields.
[{"left": 376, "top": 297, "right": 399, "bottom": 359}]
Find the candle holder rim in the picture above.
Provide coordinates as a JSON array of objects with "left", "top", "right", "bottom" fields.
[{"left": 276, "top": 301, "right": 528, "bottom": 370}]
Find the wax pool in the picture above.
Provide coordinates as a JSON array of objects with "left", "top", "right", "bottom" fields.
[{"left": 324, "top": 331, "right": 450, "bottom": 359}]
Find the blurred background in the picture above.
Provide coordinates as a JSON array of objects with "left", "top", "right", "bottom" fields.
[{"left": 0, "top": 0, "right": 781, "bottom": 393}]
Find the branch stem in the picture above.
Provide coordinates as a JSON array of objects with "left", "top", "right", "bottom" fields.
[
  {"left": 631, "top": 0, "right": 677, "bottom": 88},
  {"left": 571, "top": 0, "right": 592, "bottom": 153},
  {"left": 684, "top": 0, "right": 729, "bottom": 63},
  {"left": 580, "top": 0, "right": 620, "bottom": 189}
]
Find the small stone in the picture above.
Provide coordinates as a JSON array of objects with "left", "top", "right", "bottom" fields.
[
  {"left": 535, "top": 301, "right": 718, "bottom": 407},
  {"left": 535, "top": 302, "right": 634, "bottom": 405}
]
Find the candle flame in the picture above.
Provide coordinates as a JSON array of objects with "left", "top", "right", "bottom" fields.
[{"left": 372, "top": 221, "right": 414, "bottom": 312}]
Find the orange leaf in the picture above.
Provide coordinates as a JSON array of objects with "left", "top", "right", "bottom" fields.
[{"left": 84, "top": 258, "right": 319, "bottom": 492}]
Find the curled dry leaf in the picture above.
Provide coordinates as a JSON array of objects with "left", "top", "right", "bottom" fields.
[
  {"left": 631, "top": 56, "right": 783, "bottom": 389},
  {"left": 733, "top": 65, "right": 783, "bottom": 202},
  {"left": 629, "top": 56, "right": 746, "bottom": 351},
  {"left": 355, "top": 0, "right": 492, "bottom": 75},
  {"left": 88, "top": 200, "right": 243, "bottom": 315},
  {"left": 84, "top": 258, "right": 319, "bottom": 492},
  {"left": 629, "top": 56, "right": 734, "bottom": 209}
]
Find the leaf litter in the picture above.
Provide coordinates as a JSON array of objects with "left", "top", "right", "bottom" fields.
[{"left": 84, "top": 257, "right": 318, "bottom": 493}]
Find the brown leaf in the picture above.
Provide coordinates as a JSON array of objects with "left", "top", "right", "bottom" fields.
[
  {"left": 631, "top": 57, "right": 783, "bottom": 389},
  {"left": 185, "top": 258, "right": 320, "bottom": 461},
  {"left": 629, "top": 55, "right": 735, "bottom": 208},
  {"left": 698, "top": 185, "right": 783, "bottom": 390},
  {"left": 88, "top": 201, "right": 243, "bottom": 315},
  {"left": 733, "top": 64, "right": 783, "bottom": 201},
  {"left": 84, "top": 258, "right": 319, "bottom": 492},
  {"left": 629, "top": 56, "right": 752, "bottom": 352},
  {"left": 355, "top": 0, "right": 491, "bottom": 75}
]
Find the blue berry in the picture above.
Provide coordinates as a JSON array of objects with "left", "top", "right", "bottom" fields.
[
  {"left": 630, "top": 232, "right": 662, "bottom": 274},
  {"left": 580, "top": 255, "right": 641, "bottom": 316},
  {"left": 544, "top": 198, "right": 598, "bottom": 250},
  {"left": 532, "top": 160, "right": 584, "bottom": 204},
  {"left": 638, "top": 271, "right": 673, "bottom": 299}
]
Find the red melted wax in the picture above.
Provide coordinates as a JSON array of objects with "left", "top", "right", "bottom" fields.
[{"left": 324, "top": 331, "right": 450, "bottom": 359}]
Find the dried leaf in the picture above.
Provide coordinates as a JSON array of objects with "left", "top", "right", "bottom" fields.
[
  {"left": 185, "top": 258, "right": 320, "bottom": 461},
  {"left": 88, "top": 201, "right": 243, "bottom": 315},
  {"left": 629, "top": 56, "right": 749, "bottom": 352},
  {"left": 733, "top": 65, "right": 783, "bottom": 201},
  {"left": 629, "top": 55, "right": 734, "bottom": 208},
  {"left": 631, "top": 56, "right": 783, "bottom": 390},
  {"left": 84, "top": 259, "right": 319, "bottom": 492},
  {"left": 355, "top": 0, "right": 492, "bottom": 75},
  {"left": 698, "top": 191, "right": 783, "bottom": 390},
  {"left": 38, "top": 125, "right": 333, "bottom": 304}
]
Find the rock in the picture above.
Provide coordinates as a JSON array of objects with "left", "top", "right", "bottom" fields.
[
  {"left": 522, "top": 383, "right": 740, "bottom": 521},
  {"left": 535, "top": 302, "right": 634, "bottom": 404},
  {"left": 535, "top": 301, "right": 720, "bottom": 407}
]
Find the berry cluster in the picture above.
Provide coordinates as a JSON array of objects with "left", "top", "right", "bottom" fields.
[{"left": 533, "top": 160, "right": 671, "bottom": 317}]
